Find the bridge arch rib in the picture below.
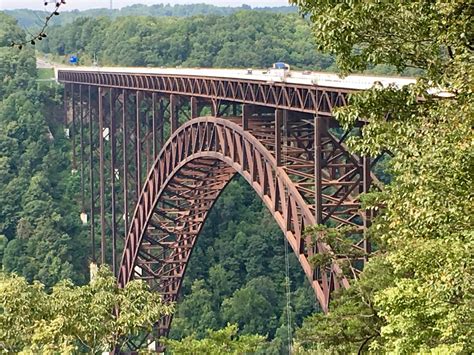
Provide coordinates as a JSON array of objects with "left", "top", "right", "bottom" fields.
[{"left": 118, "top": 116, "right": 348, "bottom": 337}]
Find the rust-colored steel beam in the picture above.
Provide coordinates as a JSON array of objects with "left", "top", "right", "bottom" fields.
[
  {"left": 136, "top": 91, "right": 142, "bottom": 199},
  {"left": 57, "top": 70, "right": 351, "bottom": 116},
  {"left": 61, "top": 70, "right": 379, "bottom": 348},
  {"left": 98, "top": 87, "right": 106, "bottom": 265},
  {"left": 275, "top": 110, "right": 283, "bottom": 166},
  {"left": 170, "top": 94, "right": 178, "bottom": 133},
  {"left": 122, "top": 90, "right": 129, "bottom": 238},
  {"left": 71, "top": 84, "right": 77, "bottom": 170},
  {"left": 242, "top": 104, "right": 252, "bottom": 131},
  {"left": 190, "top": 96, "right": 199, "bottom": 119},
  {"left": 152, "top": 93, "right": 158, "bottom": 158},
  {"left": 79, "top": 85, "right": 85, "bottom": 211},
  {"left": 314, "top": 115, "right": 323, "bottom": 224},
  {"left": 110, "top": 88, "right": 118, "bottom": 276},
  {"left": 88, "top": 85, "right": 96, "bottom": 262},
  {"left": 118, "top": 116, "right": 355, "bottom": 340}
]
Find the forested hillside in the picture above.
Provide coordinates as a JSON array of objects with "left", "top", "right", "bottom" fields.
[
  {"left": 37, "top": 11, "right": 418, "bottom": 76},
  {"left": 38, "top": 12, "right": 335, "bottom": 71},
  {"left": 0, "top": 13, "right": 88, "bottom": 286},
  {"left": 7, "top": 4, "right": 296, "bottom": 29}
]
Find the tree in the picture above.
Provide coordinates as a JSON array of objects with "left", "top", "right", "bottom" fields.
[
  {"left": 0, "top": 266, "right": 172, "bottom": 353},
  {"left": 222, "top": 277, "right": 280, "bottom": 336},
  {"left": 295, "top": 258, "right": 392, "bottom": 353},
  {"left": 1, "top": 14, "right": 90, "bottom": 286},
  {"left": 164, "top": 324, "right": 266, "bottom": 355},
  {"left": 170, "top": 279, "right": 219, "bottom": 339},
  {"left": 291, "top": 0, "right": 473, "bottom": 352}
]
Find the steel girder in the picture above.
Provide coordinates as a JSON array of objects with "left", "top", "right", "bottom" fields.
[
  {"left": 62, "top": 75, "right": 375, "bottom": 348},
  {"left": 58, "top": 70, "right": 350, "bottom": 116},
  {"left": 117, "top": 116, "right": 365, "bottom": 340}
]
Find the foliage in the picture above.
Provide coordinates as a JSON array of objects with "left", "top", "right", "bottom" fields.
[
  {"left": 9, "top": 1, "right": 66, "bottom": 50},
  {"left": 0, "top": 13, "right": 89, "bottom": 286},
  {"left": 292, "top": 0, "right": 474, "bottom": 353},
  {"left": 170, "top": 178, "right": 317, "bottom": 347},
  {"left": 0, "top": 266, "right": 172, "bottom": 353},
  {"left": 164, "top": 324, "right": 266, "bottom": 355},
  {"left": 38, "top": 12, "right": 335, "bottom": 71},
  {"left": 37, "top": 68, "right": 55, "bottom": 80},
  {"left": 295, "top": 257, "right": 392, "bottom": 353},
  {"left": 305, "top": 224, "right": 367, "bottom": 275},
  {"left": 7, "top": 4, "right": 296, "bottom": 29},
  {"left": 222, "top": 277, "right": 280, "bottom": 336}
]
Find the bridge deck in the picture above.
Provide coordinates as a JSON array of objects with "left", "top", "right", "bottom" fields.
[{"left": 55, "top": 66, "right": 415, "bottom": 90}]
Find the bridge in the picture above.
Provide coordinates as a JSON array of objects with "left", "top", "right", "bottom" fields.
[{"left": 57, "top": 66, "right": 413, "bottom": 348}]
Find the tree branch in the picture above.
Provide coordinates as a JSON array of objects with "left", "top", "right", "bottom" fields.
[
  {"left": 357, "top": 334, "right": 376, "bottom": 355},
  {"left": 10, "top": 1, "right": 66, "bottom": 49}
]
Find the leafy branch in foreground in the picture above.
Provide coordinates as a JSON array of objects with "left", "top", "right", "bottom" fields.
[
  {"left": 305, "top": 225, "right": 370, "bottom": 279},
  {"left": 0, "top": 266, "right": 173, "bottom": 353},
  {"left": 163, "top": 324, "right": 267, "bottom": 354},
  {"left": 291, "top": 0, "right": 473, "bottom": 353},
  {"left": 10, "top": 1, "right": 66, "bottom": 50},
  {"left": 295, "top": 257, "right": 392, "bottom": 354}
]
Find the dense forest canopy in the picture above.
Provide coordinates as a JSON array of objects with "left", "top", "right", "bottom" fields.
[
  {"left": 0, "top": 12, "right": 88, "bottom": 287},
  {"left": 37, "top": 12, "right": 336, "bottom": 71},
  {"left": 6, "top": 4, "right": 296, "bottom": 28}
]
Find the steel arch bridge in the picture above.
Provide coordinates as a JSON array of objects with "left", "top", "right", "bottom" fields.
[{"left": 58, "top": 67, "right": 408, "bottom": 348}]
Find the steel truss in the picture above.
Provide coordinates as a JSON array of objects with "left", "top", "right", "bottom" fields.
[{"left": 62, "top": 71, "right": 375, "bottom": 349}]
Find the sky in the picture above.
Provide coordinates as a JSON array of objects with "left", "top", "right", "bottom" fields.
[{"left": 0, "top": 0, "right": 291, "bottom": 10}]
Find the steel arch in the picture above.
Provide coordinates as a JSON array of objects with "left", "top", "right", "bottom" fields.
[{"left": 118, "top": 116, "right": 349, "bottom": 336}]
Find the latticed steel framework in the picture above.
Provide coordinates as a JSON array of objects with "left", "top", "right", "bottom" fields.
[{"left": 59, "top": 69, "right": 379, "bottom": 346}]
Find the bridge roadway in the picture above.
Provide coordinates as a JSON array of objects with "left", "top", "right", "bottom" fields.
[
  {"left": 56, "top": 65, "right": 415, "bottom": 90},
  {"left": 56, "top": 66, "right": 415, "bottom": 116},
  {"left": 57, "top": 66, "right": 409, "bottom": 349}
]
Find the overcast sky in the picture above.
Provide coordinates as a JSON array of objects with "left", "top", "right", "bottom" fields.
[{"left": 0, "top": 0, "right": 291, "bottom": 10}]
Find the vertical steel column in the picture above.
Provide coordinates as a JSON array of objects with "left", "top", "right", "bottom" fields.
[
  {"left": 314, "top": 115, "right": 330, "bottom": 304},
  {"left": 211, "top": 99, "right": 218, "bottom": 117},
  {"left": 242, "top": 104, "right": 251, "bottom": 131},
  {"left": 190, "top": 96, "right": 199, "bottom": 119},
  {"left": 152, "top": 93, "right": 157, "bottom": 158},
  {"left": 88, "top": 86, "right": 96, "bottom": 262},
  {"left": 122, "top": 89, "right": 129, "bottom": 236},
  {"left": 136, "top": 91, "right": 142, "bottom": 198},
  {"left": 79, "top": 85, "right": 85, "bottom": 211},
  {"left": 314, "top": 115, "right": 323, "bottom": 224},
  {"left": 170, "top": 94, "right": 178, "bottom": 133},
  {"left": 362, "top": 156, "right": 371, "bottom": 258},
  {"left": 98, "top": 87, "right": 106, "bottom": 265},
  {"left": 71, "top": 84, "right": 77, "bottom": 169},
  {"left": 110, "top": 89, "right": 117, "bottom": 276},
  {"left": 275, "top": 109, "right": 283, "bottom": 166},
  {"left": 158, "top": 100, "right": 165, "bottom": 148},
  {"left": 145, "top": 96, "right": 152, "bottom": 175},
  {"left": 64, "top": 83, "right": 68, "bottom": 130}
]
